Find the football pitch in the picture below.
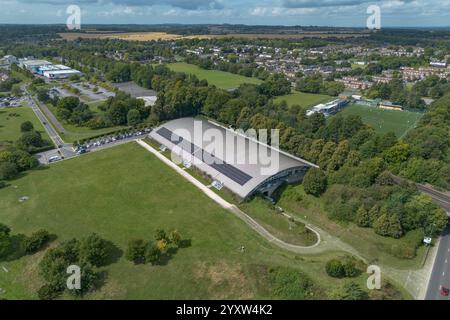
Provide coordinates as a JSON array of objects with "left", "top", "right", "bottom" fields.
[{"left": 339, "top": 104, "right": 423, "bottom": 137}]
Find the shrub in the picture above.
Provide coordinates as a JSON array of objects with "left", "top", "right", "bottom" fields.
[
  {"left": 325, "top": 259, "right": 346, "bottom": 278},
  {"left": 145, "top": 243, "right": 161, "bottom": 265},
  {"left": 269, "top": 267, "right": 317, "bottom": 299},
  {"left": 0, "top": 162, "right": 18, "bottom": 180},
  {"left": 37, "top": 284, "right": 61, "bottom": 300},
  {"left": 79, "top": 233, "right": 109, "bottom": 267},
  {"left": 325, "top": 256, "right": 362, "bottom": 278},
  {"left": 303, "top": 168, "right": 327, "bottom": 196},
  {"left": 126, "top": 239, "right": 147, "bottom": 264},
  {"left": 24, "top": 229, "right": 51, "bottom": 254}
]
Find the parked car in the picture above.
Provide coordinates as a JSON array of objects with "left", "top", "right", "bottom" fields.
[
  {"left": 48, "top": 155, "right": 61, "bottom": 163},
  {"left": 440, "top": 285, "right": 449, "bottom": 297}
]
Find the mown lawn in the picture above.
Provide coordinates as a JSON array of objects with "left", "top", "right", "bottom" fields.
[
  {"left": 0, "top": 142, "right": 361, "bottom": 300},
  {"left": 339, "top": 104, "right": 423, "bottom": 138},
  {"left": 0, "top": 105, "right": 50, "bottom": 143},
  {"left": 274, "top": 91, "right": 333, "bottom": 109},
  {"left": 167, "top": 63, "right": 263, "bottom": 90}
]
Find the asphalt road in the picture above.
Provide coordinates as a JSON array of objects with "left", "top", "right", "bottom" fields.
[
  {"left": 426, "top": 225, "right": 450, "bottom": 300},
  {"left": 24, "top": 90, "right": 75, "bottom": 160}
]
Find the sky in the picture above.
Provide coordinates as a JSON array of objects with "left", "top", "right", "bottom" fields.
[{"left": 0, "top": 0, "right": 449, "bottom": 27}]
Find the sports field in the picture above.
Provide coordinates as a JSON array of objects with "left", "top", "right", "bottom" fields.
[
  {"left": 274, "top": 91, "right": 333, "bottom": 109},
  {"left": 339, "top": 104, "right": 423, "bottom": 137},
  {"left": 0, "top": 142, "right": 360, "bottom": 299},
  {"left": 0, "top": 106, "right": 50, "bottom": 142},
  {"left": 167, "top": 63, "right": 263, "bottom": 90}
]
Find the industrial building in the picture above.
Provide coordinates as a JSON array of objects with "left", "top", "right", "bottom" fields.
[
  {"left": 149, "top": 117, "right": 317, "bottom": 200},
  {"left": 19, "top": 59, "right": 53, "bottom": 73},
  {"left": 42, "top": 69, "right": 82, "bottom": 79},
  {"left": 18, "top": 58, "right": 82, "bottom": 79}
]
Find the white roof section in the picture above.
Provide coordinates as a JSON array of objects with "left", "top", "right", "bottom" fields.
[
  {"left": 137, "top": 96, "right": 157, "bottom": 107},
  {"left": 150, "top": 117, "right": 315, "bottom": 199},
  {"left": 20, "top": 59, "right": 52, "bottom": 67},
  {"left": 43, "top": 69, "right": 81, "bottom": 75}
]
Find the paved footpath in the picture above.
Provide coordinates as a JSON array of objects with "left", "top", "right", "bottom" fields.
[{"left": 137, "top": 139, "right": 359, "bottom": 255}]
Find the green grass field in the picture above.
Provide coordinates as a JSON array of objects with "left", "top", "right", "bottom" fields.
[
  {"left": 274, "top": 91, "right": 333, "bottom": 109},
  {"left": 167, "top": 62, "right": 263, "bottom": 90},
  {"left": 0, "top": 106, "right": 51, "bottom": 143},
  {"left": 1, "top": 142, "right": 368, "bottom": 299},
  {"left": 339, "top": 104, "right": 423, "bottom": 137}
]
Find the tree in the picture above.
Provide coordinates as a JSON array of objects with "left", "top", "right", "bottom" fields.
[
  {"left": 37, "top": 284, "right": 60, "bottom": 300},
  {"left": 0, "top": 162, "right": 18, "bottom": 180},
  {"left": 145, "top": 243, "right": 161, "bottom": 265},
  {"left": 68, "top": 263, "right": 97, "bottom": 297},
  {"left": 169, "top": 230, "right": 182, "bottom": 247},
  {"left": 126, "top": 239, "right": 147, "bottom": 264},
  {"left": 24, "top": 229, "right": 51, "bottom": 254},
  {"left": 327, "top": 140, "right": 350, "bottom": 172},
  {"left": 20, "top": 121, "right": 34, "bottom": 132},
  {"left": 0, "top": 224, "right": 11, "bottom": 259},
  {"left": 39, "top": 239, "right": 81, "bottom": 291},
  {"left": 127, "top": 109, "right": 141, "bottom": 126},
  {"left": 16, "top": 131, "right": 46, "bottom": 151},
  {"left": 156, "top": 239, "right": 168, "bottom": 254},
  {"left": 303, "top": 168, "right": 327, "bottom": 196},
  {"left": 356, "top": 206, "right": 371, "bottom": 227},
  {"left": 373, "top": 210, "right": 403, "bottom": 238},
  {"left": 79, "top": 233, "right": 109, "bottom": 267},
  {"left": 154, "top": 229, "right": 167, "bottom": 241},
  {"left": 318, "top": 142, "right": 336, "bottom": 168},
  {"left": 36, "top": 89, "right": 51, "bottom": 103}
]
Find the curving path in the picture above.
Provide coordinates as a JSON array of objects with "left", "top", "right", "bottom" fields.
[{"left": 136, "top": 138, "right": 361, "bottom": 255}]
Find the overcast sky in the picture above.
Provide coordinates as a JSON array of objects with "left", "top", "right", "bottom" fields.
[{"left": 1, "top": 0, "right": 449, "bottom": 27}]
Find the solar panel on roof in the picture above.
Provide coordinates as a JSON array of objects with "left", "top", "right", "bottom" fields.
[{"left": 156, "top": 127, "right": 252, "bottom": 186}]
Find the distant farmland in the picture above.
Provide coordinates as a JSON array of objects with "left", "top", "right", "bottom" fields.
[
  {"left": 58, "top": 32, "right": 213, "bottom": 41},
  {"left": 58, "top": 31, "right": 369, "bottom": 42},
  {"left": 167, "top": 62, "right": 263, "bottom": 90},
  {"left": 339, "top": 104, "right": 423, "bottom": 137}
]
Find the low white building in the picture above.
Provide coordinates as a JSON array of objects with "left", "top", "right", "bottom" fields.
[{"left": 43, "top": 69, "right": 82, "bottom": 79}]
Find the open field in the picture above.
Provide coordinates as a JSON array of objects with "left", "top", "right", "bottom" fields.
[
  {"left": 0, "top": 143, "right": 336, "bottom": 299},
  {"left": 0, "top": 106, "right": 50, "bottom": 143},
  {"left": 58, "top": 32, "right": 369, "bottom": 42},
  {"left": 339, "top": 104, "right": 423, "bottom": 137},
  {"left": 59, "top": 32, "right": 213, "bottom": 42},
  {"left": 0, "top": 142, "right": 410, "bottom": 299},
  {"left": 275, "top": 91, "right": 333, "bottom": 109},
  {"left": 167, "top": 63, "right": 263, "bottom": 90}
]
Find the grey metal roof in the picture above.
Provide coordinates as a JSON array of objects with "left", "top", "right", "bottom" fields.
[{"left": 150, "top": 117, "right": 316, "bottom": 199}]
